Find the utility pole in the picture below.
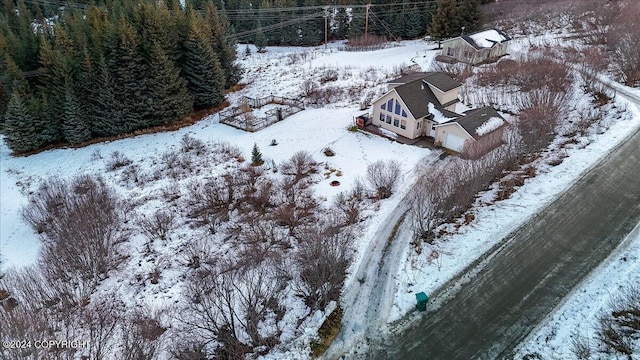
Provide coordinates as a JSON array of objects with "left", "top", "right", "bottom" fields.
[
  {"left": 324, "top": 8, "right": 328, "bottom": 48},
  {"left": 365, "top": 3, "right": 370, "bottom": 42}
]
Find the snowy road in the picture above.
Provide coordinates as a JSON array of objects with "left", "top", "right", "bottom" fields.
[{"left": 366, "top": 96, "right": 640, "bottom": 358}]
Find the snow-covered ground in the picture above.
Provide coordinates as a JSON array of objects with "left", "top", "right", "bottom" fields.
[{"left": 389, "top": 96, "right": 640, "bottom": 320}]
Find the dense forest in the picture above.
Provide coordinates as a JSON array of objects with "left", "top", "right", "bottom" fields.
[
  {"left": 0, "top": 0, "right": 485, "bottom": 154},
  {"left": 0, "top": 0, "right": 238, "bottom": 153}
]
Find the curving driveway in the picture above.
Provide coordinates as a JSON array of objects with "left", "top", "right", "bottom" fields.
[{"left": 368, "top": 92, "right": 640, "bottom": 359}]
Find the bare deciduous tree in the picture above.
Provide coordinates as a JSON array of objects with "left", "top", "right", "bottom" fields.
[
  {"left": 119, "top": 309, "right": 167, "bottom": 360},
  {"left": 181, "top": 263, "right": 285, "bottom": 358},
  {"left": 366, "top": 160, "right": 402, "bottom": 199},
  {"left": 23, "top": 175, "right": 127, "bottom": 305},
  {"left": 280, "top": 151, "right": 318, "bottom": 184},
  {"left": 293, "top": 225, "right": 353, "bottom": 310},
  {"left": 139, "top": 209, "right": 175, "bottom": 242}
]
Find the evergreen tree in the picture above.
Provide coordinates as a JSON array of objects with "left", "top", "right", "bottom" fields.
[
  {"left": 348, "top": 8, "right": 366, "bottom": 39},
  {"left": 61, "top": 84, "right": 91, "bottom": 144},
  {"left": 182, "top": 11, "right": 225, "bottom": 109},
  {"left": 37, "top": 37, "right": 65, "bottom": 144},
  {"left": 106, "top": 18, "right": 148, "bottom": 132},
  {"left": 88, "top": 55, "right": 122, "bottom": 137},
  {"left": 3, "top": 91, "right": 42, "bottom": 153},
  {"left": 255, "top": 26, "right": 267, "bottom": 52},
  {"left": 146, "top": 42, "right": 193, "bottom": 126},
  {"left": 429, "top": 0, "right": 459, "bottom": 46},
  {"left": 251, "top": 143, "right": 263, "bottom": 165},
  {"left": 457, "top": 0, "right": 483, "bottom": 34}
]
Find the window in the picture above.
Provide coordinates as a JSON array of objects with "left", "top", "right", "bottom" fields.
[
  {"left": 417, "top": 121, "right": 422, "bottom": 129},
  {"left": 395, "top": 101, "right": 401, "bottom": 115},
  {"left": 386, "top": 115, "right": 392, "bottom": 124},
  {"left": 381, "top": 103, "right": 386, "bottom": 110},
  {"left": 401, "top": 109, "right": 407, "bottom": 117},
  {"left": 400, "top": 120, "right": 406, "bottom": 130},
  {"left": 393, "top": 118, "right": 400, "bottom": 127},
  {"left": 447, "top": 47, "right": 455, "bottom": 56},
  {"left": 387, "top": 99, "right": 393, "bottom": 111},
  {"left": 380, "top": 113, "right": 385, "bottom": 122}
]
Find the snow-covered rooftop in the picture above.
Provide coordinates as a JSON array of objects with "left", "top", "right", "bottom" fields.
[
  {"left": 467, "top": 29, "right": 509, "bottom": 49},
  {"left": 476, "top": 117, "right": 505, "bottom": 136},
  {"left": 428, "top": 102, "right": 455, "bottom": 124}
]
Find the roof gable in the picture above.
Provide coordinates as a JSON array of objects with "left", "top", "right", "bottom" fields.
[
  {"left": 422, "top": 72, "right": 461, "bottom": 93},
  {"left": 456, "top": 106, "right": 506, "bottom": 138},
  {"left": 392, "top": 77, "right": 460, "bottom": 120}
]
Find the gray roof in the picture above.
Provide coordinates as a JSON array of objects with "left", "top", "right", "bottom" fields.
[
  {"left": 387, "top": 72, "right": 430, "bottom": 85},
  {"left": 422, "top": 72, "right": 461, "bottom": 92},
  {"left": 393, "top": 77, "right": 460, "bottom": 119},
  {"left": 456, "top": 106, "right": 505, "bottom": 138}
]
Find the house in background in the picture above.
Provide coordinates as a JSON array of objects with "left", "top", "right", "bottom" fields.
[
  {"left": 439, "top": 28, "right": 511, "bottom": 65},
  {"left": 369, "top": 72, "right": 506, "bottom": 156}
]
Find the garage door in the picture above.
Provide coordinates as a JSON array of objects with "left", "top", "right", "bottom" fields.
[{"left": 444, "top": 133, "right": 466, "bottom": 152}]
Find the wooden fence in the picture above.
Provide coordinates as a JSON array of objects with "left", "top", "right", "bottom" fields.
[{"left": 219, "top": 95, "right": 305, "bottom": 132}]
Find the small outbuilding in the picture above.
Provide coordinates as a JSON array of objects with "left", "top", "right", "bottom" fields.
[{"left": 440, "top": 28, "right": 511, "bottom": 65}]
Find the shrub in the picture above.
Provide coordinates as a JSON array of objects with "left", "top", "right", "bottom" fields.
[
  {"left": 366, "top": 160, "right": 402, "bottom": 199},
  {"left": 180, "top": 134, "right": 207, "bottom": 155},
  {"left": 105, "top": 151, "right": 133, "bottom": 171},
  {"left": 22, "top": 175, "right": 126, "bottom": 304},
  {"left": 139, "top": 210, "right": 175, "bottom": 242}
]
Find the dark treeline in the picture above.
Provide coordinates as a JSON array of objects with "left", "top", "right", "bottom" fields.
[
  {"left": 0, "top": 0, "right": 239, "bottom": 153},
  {"left": 193, "top": 0, "right": 438, "bottom": 46}
]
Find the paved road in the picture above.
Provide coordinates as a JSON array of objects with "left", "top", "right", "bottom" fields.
[{"left": 367, "top": 107, "right": 640, "bottom": 358}]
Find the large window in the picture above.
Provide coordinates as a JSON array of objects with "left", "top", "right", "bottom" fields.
[
  {"left": 386, "top": 115, "right": 392, "bottom": 124},
  {"left": 380, "top": 113, "right": 385, "bottom": 122},
  {"left": 401, "top": 109, "right": 407, "bottom": 117},
  {"left": 387, "top": 99, "right": 393, "bottom": 111},
  {"left": 417, "top": 121, "right": 422, "bottom": 129},
  {"left": 395, "top": 101, "right": 401, "bottom": 115},
  {"left": 381, "top": 103, "right": 386, "bottom": 110},
  {"left": 393, "top": 118, "right": 400, "bottom": 127},
  {"left": 400, "top": 120, "right": 406, "bottom": 130}
]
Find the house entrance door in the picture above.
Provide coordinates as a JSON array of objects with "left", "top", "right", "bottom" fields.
[{"left": 429, "top": 124, "right": 436, "bottom": 137}]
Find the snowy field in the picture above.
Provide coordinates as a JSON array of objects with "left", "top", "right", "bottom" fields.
[
  {"left": 2, "top": 33, "right": 640, "bottom": 358},
  {"left": 0, "top": 40, "right": 438, "bottom": 270}
]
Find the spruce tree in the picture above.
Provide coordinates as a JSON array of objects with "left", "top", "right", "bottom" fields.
[
  {"left": 61, "top": 84, "right": 91, "bottom": 144},
  {"left": 182, "top": 11, "right": 225, "bottom": 109},
  {"left": 3, "top": 91, "right": 42, "bottom": 153},
  {"left": 457, "top": 0, "right": 483, "bottom": 34},
  {"left": 429, "top": 0, "right": 459, "bottom": 47},
  {"left": 106, "top": 18, "right": 148, "bottom": 132},
  {"left": 88, "top": 55, "right": 122, "bottom": 137},
  {"left": 37, "top": 38, "right": 65, "bottom": 144},
  {"left": 146, "top": 42, "right": 193, "bottom": 126},
  {"left": 251, "top": 143, "right": 263, "bottom": 166},
  {"left": 255, "top": 27, "right": 267, "bottom": 52}
]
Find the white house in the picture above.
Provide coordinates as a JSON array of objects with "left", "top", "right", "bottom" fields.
[{"left": 370, "top": 72, "right": 506, "bottom": 155}]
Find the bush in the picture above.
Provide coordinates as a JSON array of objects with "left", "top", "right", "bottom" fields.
[
  {"left": 366, "top": 160, "right": 402, "bottom": 199},
  {"left": 180, "top": 134, "right": 207, "bottom": 155},
  {"left": 22, "top": 175, "right": 126, "bottom": 304},
  {"left": 105, "top": 151, "right": 133, "bottom": 171},
  {"left": 139, "top": 210, "right": 175, "bottom": 242}
]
